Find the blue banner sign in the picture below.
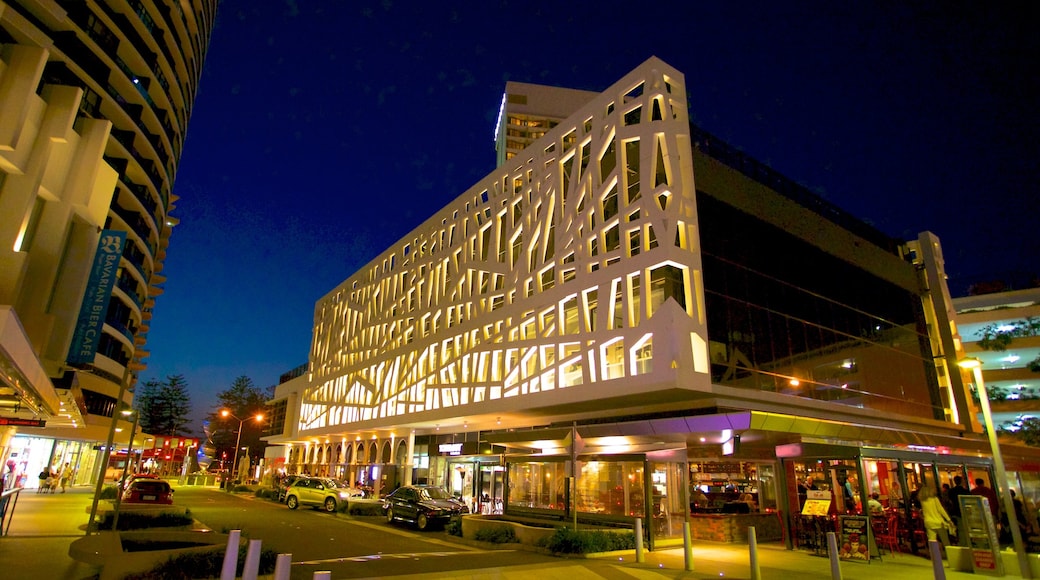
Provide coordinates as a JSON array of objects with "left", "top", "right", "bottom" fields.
[{"left": 67, "top": 230, "right": 127, "bottom": 364}]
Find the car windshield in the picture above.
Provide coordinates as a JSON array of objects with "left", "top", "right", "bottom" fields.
[{"left": 417, "top": 486, "right": 452, "bottom": 500}]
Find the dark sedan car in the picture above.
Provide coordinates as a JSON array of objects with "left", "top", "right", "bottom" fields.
[{"left": 383, "top": 485, "right": 468, "bottom": 530}]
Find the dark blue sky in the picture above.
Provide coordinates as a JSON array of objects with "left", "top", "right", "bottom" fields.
[{"left": 144, "top": 1, "right": 1039, "bottom": 427}]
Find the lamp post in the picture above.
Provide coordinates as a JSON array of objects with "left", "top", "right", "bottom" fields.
[
  {"left": 220, "top": 410, "right": 263, "bottom": 482},
  {"left": 110, "top": 408, "right": 139, "bottom": 531},
  {"left": 958, "top": 357, "right": 1031, "bottom": 578}
]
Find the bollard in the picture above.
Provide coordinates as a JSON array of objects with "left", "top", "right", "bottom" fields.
[
  {"left": 635, "top": 518, "right": 645, "bottom": 563},
  {"left": 313, "top": 572, "right": 331, "bottom": 580},
  {"left": 683, "top": 520, "right": 694, "bottom": 572},
  {"left": 749, "top": 526, "right": 761, "bottom": 580},
  {"left": 220, "top": 529, "right": 241, "bottom": 580},
  {"left": 826, "top": 531, "right": 843, "bottom": 580},
  {"left": 242, "top": 538, "right": 262, "bottom": 580},
  {"left": 928, "top": 540, "right": 947, "bottom": 580},
  {"left": 273, "top": 553, "right": 292, "bottom": 580}
]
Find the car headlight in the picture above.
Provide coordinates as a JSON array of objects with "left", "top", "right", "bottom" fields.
[{"left": 338, "top": 492, "right": 351, "bottom": 499}]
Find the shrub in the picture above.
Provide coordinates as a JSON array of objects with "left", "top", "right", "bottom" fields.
[
  {"left": 474, "top": 526, "right": 517, "bottom": 543},
  {"left": 445, "top": 519, "right": 463, "bottom": 537},
  {"left": 99, "top": 485, "right": 119, "bottom": 500},
  {"left": 124, "top": 545, "right": 279, "bottom": 580},
  {"left": 346, "top": 501, "right": 385, "bottom": 516},
  {"left": 253, "top": 488, "right": 277, "bottom": 500},
  {"left": 540, "top": 527, "right": 635, "bottom": 554}
]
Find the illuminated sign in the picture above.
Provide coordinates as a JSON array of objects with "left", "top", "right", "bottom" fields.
[
  {"left": 67, "top": 230, "right": 127, "bottom": 364},
  {"left": 439, "top": 443, "right": 463, "bottom": 456},
  {"left": 0, "top": 417, "right": 46, "bottom": 427}
]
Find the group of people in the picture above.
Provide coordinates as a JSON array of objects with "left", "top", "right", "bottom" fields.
[
  {"left": 36, "top": 463, "right": 73, "bottom": 494},
  {"left": 919, "top": 476, "right": 1034, "bottom": 555}
]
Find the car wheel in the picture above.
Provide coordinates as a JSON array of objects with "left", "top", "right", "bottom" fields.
[
  {"left": 385, "top": 507, "right": 395, "bottom": 523},
  {"left": 287, "top": 496, "right": 299, "bottom": 510},
  {"left": 324, "top": 497, "right": 337, "bottom": 513},
  {"left": 417, "top": 513, "right": 429, "bottom": 531}
]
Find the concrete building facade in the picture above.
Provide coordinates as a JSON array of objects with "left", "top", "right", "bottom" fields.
[{"left": 0, "top": 0, "right": 215, "bottom": 489}]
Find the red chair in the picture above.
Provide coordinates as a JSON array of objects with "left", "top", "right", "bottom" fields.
[{"left": 874, "top": 514, "right": 901, "bottom": 555}]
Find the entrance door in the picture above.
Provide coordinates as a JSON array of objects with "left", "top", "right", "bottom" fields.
[
  {"left": 449, "top": 462, "right": 475, "bottom": 511},
  {"left": 477, "top": 465, "right": 504, "bottom": 514}
]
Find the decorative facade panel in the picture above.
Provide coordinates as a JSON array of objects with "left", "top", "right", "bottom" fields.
[{"left": 302, "top": 59, "right": 710, "bottom": 435}]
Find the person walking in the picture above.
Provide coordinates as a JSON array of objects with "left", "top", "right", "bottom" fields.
[
  {"left": 37, "top": 468, "right": 48, "bottom": 493},
  {"left": 60, "top": 463, "right": 73, "bottom": 493},
  {"left": 919, "top": 485, "right": 955, "bottom": 558}
]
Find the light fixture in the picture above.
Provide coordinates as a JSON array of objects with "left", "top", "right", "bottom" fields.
[
  {"left": 958, "top": 356, "right": 1031, "bottom": 576},
  {"left": 789, "top": 378, "right": 800, "bottom": 387}
]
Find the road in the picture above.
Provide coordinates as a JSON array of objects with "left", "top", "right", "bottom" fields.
[{"left": 178, "top": 487, "right": 563, "bottom": 579}]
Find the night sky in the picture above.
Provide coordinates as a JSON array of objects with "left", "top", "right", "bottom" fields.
[{"left": 143, "top": 1, "right": 1039, "bottom": 429}]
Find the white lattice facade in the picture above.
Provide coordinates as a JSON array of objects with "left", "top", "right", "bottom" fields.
[{"left": 301, "top": 59, "right": 713, "bottom": 437}]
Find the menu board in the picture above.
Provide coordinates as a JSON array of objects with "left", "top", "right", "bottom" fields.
[
  {"left": 960, "top": 495, "right": 1004, "bottom": 576},
  {"left": 801, "top": 490, "right": 831, "bottom": 516},
  {"left": 837, "top": 515, "right": 872, "bottom": 562}
]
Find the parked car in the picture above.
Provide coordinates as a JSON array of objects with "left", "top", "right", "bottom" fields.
[
  {"left": 120, "top": 472, "right": 160, "bottom": 491},
  {"left": 284, "top": 477, "right": 365, "bottom": 512},
  {"left": 383, "top": 485, "right": 468, "bottom": 530},
  {"left": 122, "top": 479, "right": 174, "bottom": 504},
  {"left": 276, "top": 474, "right": 308, "bottom": 503}
]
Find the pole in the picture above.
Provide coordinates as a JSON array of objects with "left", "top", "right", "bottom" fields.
[
  {"left": 826, "top": 531, "right": 843, "bottom": 580},
  {"left": 230, "top": 418, "right": 244, "bottom": 483},
  {"left": 110, "top": 411, "right": 139, "bottom": 531},
  {"left": 86, "top": 369, "right": 132, "bottom": 534},
  {"left": 972, "top": 365, "right": 1032, "bottom": 578},
  {"left": 749, "top": 526, "right": 760, "bottom": 580}
]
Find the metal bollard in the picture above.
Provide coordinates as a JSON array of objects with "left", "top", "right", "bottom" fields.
[
  {"left": 635, "top": 518, "right": 645, "bottom": 563},
  {"left": 313, "top": 572, "right": 331, "bottom": 580},
  {"left": 242, "top": 538, "right": 262, "bottom": 580},
  {"left": 272, "top": 553, "right": 292, "bottom": 580},
  {"left": 683, "top": 521, "right": 694, "bottom": 572},
  {"left": 220, "top": 529, "right": 241, "bottom": 580},
  {"left": 749, "top": 526, "right": 761, "bottom": 580},
  {"left": 826, "top": 531, "right": 843, "bottom": 580},
  {"left": 928, "top": 540, "right": 947, "bottom": 580}
]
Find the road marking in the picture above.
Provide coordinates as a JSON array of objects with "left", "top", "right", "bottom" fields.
[{"left": 295, "top": 549, "right": 515, "bottom": 565}]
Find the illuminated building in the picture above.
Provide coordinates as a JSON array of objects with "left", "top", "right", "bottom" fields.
[
  {"left": 267, "top": 57, "right": 1039, "bottom": 545},
  {"left": 0, "top": 1, "right": 215, "bottom": 488},
  {"left": 954, "top": 287, "right": 1040, "bottom": 434}
]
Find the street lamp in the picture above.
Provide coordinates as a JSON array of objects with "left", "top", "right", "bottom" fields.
[
  {"left": 110, "top": 408, "right": 139, "bottom": 531},
  {"left": 958, "top": 357, "right": 1031, "bottom": 578},
  {"left": 220, "top": 410, "right": 263, "bottom": 482}
]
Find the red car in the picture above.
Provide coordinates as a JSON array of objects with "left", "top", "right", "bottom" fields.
[{"left": 122, "top": 479, "right": 174, "bottom": 504}]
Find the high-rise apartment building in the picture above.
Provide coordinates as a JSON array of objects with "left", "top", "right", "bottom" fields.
[
  {"left": 0, "top": 0, "right": 215, "bottom": 488},
  {"left": 264, "top": 57, "right": 1040, "bottom": 547}
]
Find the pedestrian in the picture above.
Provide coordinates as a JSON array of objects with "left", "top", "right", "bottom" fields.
[
  {"left": 60, "top": 463, "right": 73, "bottom": 493},
  {"left": 971, "top": 477, "right": 1000, "bottom": 522},
  {"left": 44, "top": 469, "right": 57, "bottom": 493},
  {"left": 37, "top": 468, "right": 48, "bottom": 493},
  {"left": 919, "top": 485, "right": 955, "bottom": 558},
  {"left": 947, "top": 475, "right": 969, "bottom": 544}
]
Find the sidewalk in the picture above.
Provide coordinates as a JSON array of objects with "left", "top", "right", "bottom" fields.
[
  {"left": 0, "top": 483, "right": 1027, "bottom": 579},
  {"left": 0, "top": 485, "right": 100, "bottom": 580}
]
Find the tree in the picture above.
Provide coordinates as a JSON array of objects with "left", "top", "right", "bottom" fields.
[
  {"left": 135, "top": 375, "right": 193, "bottom": 436},
  {"left": 208, "top": 376, "right": 269, "bottom": 476},
  {"left": 1002, "top": 418, "right": 1040, "bottom": 448}
]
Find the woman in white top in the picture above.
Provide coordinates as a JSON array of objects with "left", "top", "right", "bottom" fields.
[{"left": 919, "top": 485, "right": 954, "bottom": 548}]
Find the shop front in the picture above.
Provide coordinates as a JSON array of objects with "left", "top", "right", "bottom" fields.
[
  {"left": 778, "top": 441, "right": 997, "bottom": 555},
  {"left": 430, "top": 440, "right": 504, "bottom": 515},
  {"left": 502, "top": 446, "right": 689, "bottom": 548},
  {"left": 688, "top": 458, "right": 783, "bottom": 542}
]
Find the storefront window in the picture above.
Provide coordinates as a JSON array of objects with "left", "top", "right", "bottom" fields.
[
  {"left": 651, "top": 462, "right": 684, "bottom": 539},
  {"left": 576, "top": 460, "right": 644, "bottom": 516},
  {"left": 507, "top": 461, "right": 567, "bottom": 512},
  {"left": 691, "top": 460, "right": 770, "bottom": 513}
]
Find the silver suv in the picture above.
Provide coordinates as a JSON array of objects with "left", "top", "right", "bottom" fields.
[{"left": 285, "top": 477, "right": 364, "bottom": 512}]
